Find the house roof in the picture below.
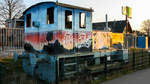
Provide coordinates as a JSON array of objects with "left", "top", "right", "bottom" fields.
[
  {"left": 24, "top": 1, "right": 93, "bottom": 14},
  {"left": 93, "top": 20, "right": 132, "bottom": 33}
]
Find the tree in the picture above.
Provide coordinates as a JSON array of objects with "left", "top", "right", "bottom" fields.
[
  {"left": 141, "top": 19, "right": 150, "bottom": 36},
  {"left": 0, "top": 0, "right": 25, "bottom": 27}
]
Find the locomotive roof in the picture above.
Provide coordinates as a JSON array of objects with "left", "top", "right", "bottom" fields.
[{"left": 24, "top": 1, "right": 93, "bottom": 14}]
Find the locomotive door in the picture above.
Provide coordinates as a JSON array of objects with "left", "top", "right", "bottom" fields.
[{"left": 63, "top": 8, "right": 75, "bottom": 53}]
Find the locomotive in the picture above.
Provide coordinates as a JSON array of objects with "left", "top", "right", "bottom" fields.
[{"left": 14, "top": 1, "right": 129, "bottom": 83}]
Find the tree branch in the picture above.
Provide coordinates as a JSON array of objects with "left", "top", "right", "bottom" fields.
[{"left": 0, "top": 0, "right": 25, "bottom": 27}]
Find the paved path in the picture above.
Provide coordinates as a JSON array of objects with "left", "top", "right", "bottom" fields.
[{"left": 101, "top": 68, "right": 150, "bottom": 84}]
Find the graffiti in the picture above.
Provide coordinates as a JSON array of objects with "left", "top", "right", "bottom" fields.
[
  {"left": 25, "top": 30, "right": 92, "bottom": 53},
  {"left": 58, "top": 31, "right": 92, "bottom": 50},
  {"left": 92, "top": 31, "right": 111, "bottom": 50},
  {"left": 58, "top": 31, "right": 74, "bottom": 50},
  {"left": 75, "top": 32, "right": 92, "bottom": 49}
]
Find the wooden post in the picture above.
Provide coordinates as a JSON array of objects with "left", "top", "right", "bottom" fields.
[
  {"left": 132, "top": 50, "right": 135, "bottom": 70},
  {"left": 0, "top": 29, "right": 3, "bottom": 54},
  {"left": 56, "top": 58, "right": 59, "bottom": 84},
  {"left": 126, "top": 12, "right": 128, "bottom": 49},
  {"left": 104, "top": 55, "right": 107, "bottom": 80}
]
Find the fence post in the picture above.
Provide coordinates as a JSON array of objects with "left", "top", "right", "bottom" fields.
[
  {"left": 142, "top": 49, "right": 144, "bottom": 67},
  {"left": 56, "top": 59, "right": 59, "bottom": 84},
  {"left": 148, "top": 50, "right": 150, "bottom": 65},
  {"left": 0, "top": 29, "right": 2, "bottom": 56},
  {"left": 0, "top": 64, "right": 2, "bottom": 84},
  {"left": 104, "top": 55, "right": 107, "bottom": 80},
  {"left": 132, "top": 50, "right": 135, "bottom": 70}
]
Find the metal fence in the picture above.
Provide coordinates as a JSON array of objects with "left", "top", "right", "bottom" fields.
[{"left": 0, "top": 28, "right": 24, "bottom": 57}]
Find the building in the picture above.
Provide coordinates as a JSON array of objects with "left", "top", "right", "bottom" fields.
[
  {"left": 93, "top": 20, "right": 132, "bottom": 33},
  {"left": 5, "top": 16, "right": 24, "bottom": 28}
]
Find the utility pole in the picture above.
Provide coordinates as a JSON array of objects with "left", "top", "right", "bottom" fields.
[
  {"left": 122, "top": 6, "right": 132, "bottom": 49},
  {"left": 105, "top": 14, "right": 108, "bottom": 31},
  {"left": 126, "top": 7, "right": 128, "bottom": 49}
]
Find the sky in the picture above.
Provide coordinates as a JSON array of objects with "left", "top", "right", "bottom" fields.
[{"left": 23, "top": 0, "right": 150, "bottom": 30}]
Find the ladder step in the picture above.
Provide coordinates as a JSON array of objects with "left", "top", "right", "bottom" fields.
[
  {"left": 64, "top": 71, "right": 77, "bottom": 75},
  {"left": 64, "top": 63, "right": 77, "bottom": 66}
]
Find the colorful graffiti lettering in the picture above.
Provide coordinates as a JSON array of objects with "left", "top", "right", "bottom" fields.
[
  {"left": 25, "top": 31, "right": 92, "bottom": 51},
  {"left": 92, "top": 31, "right": 111, "bottom": 50},
  {"left": 58, "top": 31, "right": 74, "bottom": 50}
]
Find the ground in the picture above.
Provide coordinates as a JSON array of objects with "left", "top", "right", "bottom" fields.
[
  {"left": 102, "top": 68, "right": 150, "bottom": 84},
  {"left": 0, "top": 57, "right": 48, "bottom": 84}
]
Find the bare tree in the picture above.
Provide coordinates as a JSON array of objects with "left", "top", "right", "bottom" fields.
[
  {"left": 0, "top": 0, "right": 25, "bottom": 27},
  {"left": 141, "top": 19, "right": 150, "bottom": 36}
]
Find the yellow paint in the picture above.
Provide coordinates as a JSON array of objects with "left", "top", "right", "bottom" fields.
[
  {"left": 92, "top": 31, "right": 112, "bottom": 50},
  {"left": 111, "top": 33, "right": 124, "bottom": 45},
  {"left": 146, "top": 37, "right": 148, "bottom": 49},
  {"left": 128, "top": 7, "right": 132, "bottom": 18},
  {"left": 122, "top": 6, "right": 127, "bottom": 15}
]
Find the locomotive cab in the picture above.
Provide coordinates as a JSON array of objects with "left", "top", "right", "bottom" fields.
[{"left": 24, "top": 2, "right": 93, "bottom": 54}]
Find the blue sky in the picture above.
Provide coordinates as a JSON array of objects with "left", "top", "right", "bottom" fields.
[{"left": 23, "top": 0, "right": 150, "bottom": 30}]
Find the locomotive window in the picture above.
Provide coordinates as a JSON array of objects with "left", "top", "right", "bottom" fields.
[
  {"left": 65, "top": 10, "right": 72, "bottom": 29},
  {"left": 26, "top": 13, "right": 31, "bottom": 27},
  {"left": 47, "top": 7, "right": 54, "bottom": 24},
  {"left": 80, "top": 12, "right": 86, "bottom": 28}
]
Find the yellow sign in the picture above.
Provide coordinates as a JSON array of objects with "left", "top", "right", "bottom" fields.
[
  {"left": 122, "top": 6, "right": 127, "bottom": 15},
  {"left": 128, "top": 7, "right": 132, "bottom": 18},
  {"left": 122, "top": 6, "right": 132, "bottom": 18}
]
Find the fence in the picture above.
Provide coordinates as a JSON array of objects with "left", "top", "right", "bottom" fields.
[
  {"left": 0, "top": 28, "right": 24, "bottom": 57},
  {"left": 0, "top": 49, "right": 150, "bottom": 84},
  {"left": 97, "top": 49, "right": 150, "bottom": 82}
]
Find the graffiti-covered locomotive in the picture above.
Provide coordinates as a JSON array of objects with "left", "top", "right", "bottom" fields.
[
  {"left": 24, "top": 1, "right": 93, "bottom": 54},
  {"left": 14, "top": 1, "right": 129, "bottom": 83}
]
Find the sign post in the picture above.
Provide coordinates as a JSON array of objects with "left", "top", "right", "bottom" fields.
[{"left": 122, "top": 6, "right": 132, "bottom": 49}]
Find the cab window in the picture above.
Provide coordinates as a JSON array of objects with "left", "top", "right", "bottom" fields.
[
  {"left": 26, "top": 13, "right": 31, "bottom": 27},
  {"left": 80, "top": 12, "right": 86, "bottom": 28},
  {"left": 65, "top": 10, "right": 72, "bottom": 29},
  {"left": 47, "top": 7, "right": 54, "bottom": 24}
]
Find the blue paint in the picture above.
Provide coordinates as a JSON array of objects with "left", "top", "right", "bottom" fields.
[
  {"left": 35, "top": 55, "right": 56, "bottom": 83},
  {"left": 24, "top": 2, "right": 58, "bottom": 33},
  {"left": 137, "top": 36, "right": 146, "bottom": 48},
  {"left": 21, "top": 53, "right": 56, "bottom": 83},
  {"left": 24, "top": 2, "right": 92, "bottom": 33}
]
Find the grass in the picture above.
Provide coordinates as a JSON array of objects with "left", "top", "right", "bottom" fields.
[
  {"left": 0, "top": 57, "right": 48, "bottom": 84},
  {"left": 0, "top": 58, "right": 24, "bottom": 84}
]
